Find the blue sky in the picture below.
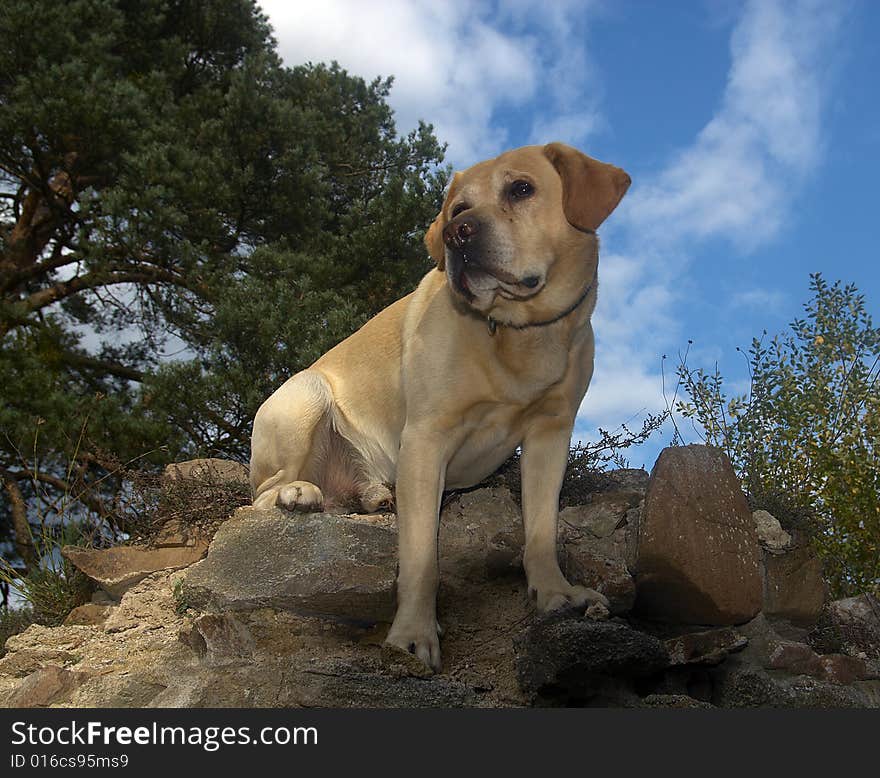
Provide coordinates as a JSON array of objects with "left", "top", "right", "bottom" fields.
[{"left": 260, "top": 0, "right": 879, "bottom": 471}]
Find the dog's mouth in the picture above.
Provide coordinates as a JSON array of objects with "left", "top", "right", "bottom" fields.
[{"left": 451, "top": 253, "right": 544, "bottom": 302}]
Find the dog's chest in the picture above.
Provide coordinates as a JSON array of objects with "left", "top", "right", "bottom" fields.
[{"left": 444, "top": 402, "right": 526, "bottom": 489}]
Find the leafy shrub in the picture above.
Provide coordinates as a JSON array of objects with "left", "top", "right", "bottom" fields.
[
  {"left": 486, "top": 411, "right": 667, "bottom": 507},
  {"left": 673, "top": 274, "right": 879, "bottom": 596}
]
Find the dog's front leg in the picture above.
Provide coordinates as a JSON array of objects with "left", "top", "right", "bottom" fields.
[
  {"left": 521, "top": 419, "right": 609, "bottom": 612},
  {"left": 384, "top": 426, "right": 446, "bottom": 671}
]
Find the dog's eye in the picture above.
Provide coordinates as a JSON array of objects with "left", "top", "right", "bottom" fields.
[
  {"left": 510, "top": 180, "right": 534, "bottom": 200},
  {"left": 450, "top": 202, "right": 469, "bottom": 218}
]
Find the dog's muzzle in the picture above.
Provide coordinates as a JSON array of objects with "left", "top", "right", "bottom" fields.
[{"left": 443, "top": 215, "right": 544, "bottom": 301}]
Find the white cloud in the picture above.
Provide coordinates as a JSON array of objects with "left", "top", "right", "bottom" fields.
[
  {"left": 578, "top": 0, "right": 847, "bottom": 442},
  {"left": 624, "top": 0, "right": 845, "bottom": 250},
  {"left": 258, "top": 0, "right": 601, "bottom": 165},
  {"left": 730, "top": 287, "right": 787, "bottom": 310}
]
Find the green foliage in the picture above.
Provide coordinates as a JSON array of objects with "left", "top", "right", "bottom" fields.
[
  {"left": 0, "top": 513, "right": 93, "bottom": 626},
  {"left": 673, "top": 274, "right": 880, "bottom": 596},
  {"left": 1, "top": 0, "right": 448, "bottom": 571}
]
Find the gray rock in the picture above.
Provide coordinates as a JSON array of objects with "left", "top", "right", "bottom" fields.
[
  {"left": 287, "top": 658, "right": 480, "bottom": 708},
  {"left": 764, "top": 640, "right": 824, "bottom": 676},
  {"left": 513, "top": 614, "right": 669, "bottom": 698},
  {"left": 561, "top": 545, "right": 635, "bottom": 614},
  {"left": 809, "top": 594, "right": 880, "bottom": 660},
  {"left": 190, "top": 613, "right": 255, "bottom": 666},
  {"left": 713, "top": 660, "right": 880, "bottom": 708},
  {"left": 585, "top": 601, "right": 611, "bottom": 621},
  {"left": 559, "top": 494, "right": 630, "bottom": 538},
  {"left": 601, "top": 468, "right": 650, "bottom": 493},
  {"left": 558, "top": 499, "right": 641, "bottom": 572},
  {"left": 752, "top": 510, "right": 792, "bottom": 551},
  {"left": 641, "top": 693, "right": 713, "bottom": 709},
  {"left": 182, "top": 507, "right": 397, "bottom": 624},
  {"left": 635, "top": 445, "right": 762, "bottom": 625},
  {"left": 665, "top": 627, "right": 748, "bottom": 666},
  {"left": 439, "top": 487, "right": 524, "bottom": 579}
]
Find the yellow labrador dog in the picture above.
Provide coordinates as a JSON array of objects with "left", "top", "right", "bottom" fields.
[{"left": 250, "top": 143, "right": 630, "bottom": 670}]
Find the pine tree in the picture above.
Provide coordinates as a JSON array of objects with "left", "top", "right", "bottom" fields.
[{"left": 0, "top": 0, "right": 448, "bottom": 573}]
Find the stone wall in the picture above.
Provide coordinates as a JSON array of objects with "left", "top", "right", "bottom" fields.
[{"left": 2, "top": 447, "right": 878, "bottom": 708}]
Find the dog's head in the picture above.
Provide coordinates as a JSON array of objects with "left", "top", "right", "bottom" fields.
[{"left": 425, "top": 143, "right": 630, "bottom": 326}]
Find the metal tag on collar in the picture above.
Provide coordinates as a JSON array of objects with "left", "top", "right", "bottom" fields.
[{"left": 487, "top": 316, "right": 497, "bottom": 336}]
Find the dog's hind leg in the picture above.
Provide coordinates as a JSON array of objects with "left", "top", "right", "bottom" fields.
[
  {"left": 250, "top": 370, "right": 331, "bottom": 511},
  {"left": 358, "top": 482, "right": 394, "bottom": 513}
]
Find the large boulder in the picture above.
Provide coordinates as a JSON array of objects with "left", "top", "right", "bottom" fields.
[
  {"left": 634, "top": 445, "right": 762, "bottom": 625},
  {"left": 182, "top": 507, "right": 397, "bottom": 623}
]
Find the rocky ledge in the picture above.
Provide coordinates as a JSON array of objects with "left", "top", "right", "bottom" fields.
[{"left": 2, "top": 446, "right": 878, "bottom": 708}]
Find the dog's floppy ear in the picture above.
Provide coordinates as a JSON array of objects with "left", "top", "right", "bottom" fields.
[
  {"left": 424, "top": 172, "right": 462, "bottom": 271},
  {"left": 543, "top": 142, "right": 631, "bottom": 232}
]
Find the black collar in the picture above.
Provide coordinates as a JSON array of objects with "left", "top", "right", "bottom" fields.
[{"left": 486, "top": 274, "right": 595, "bottom": 336}]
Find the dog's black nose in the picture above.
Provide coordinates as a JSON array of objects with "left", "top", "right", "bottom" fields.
[
  {"left": 521, "top": 275, "right": 541, "bottom": 288},
  {"left": 443, "top": 215, "right": 479, "bottom": 249}
]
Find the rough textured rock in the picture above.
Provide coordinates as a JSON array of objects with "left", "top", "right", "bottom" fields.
[
  {"left": 819, "top": 654, "right": 871, "bottom": 685},
  {"left": 2, "top": 468, "right": 877, "bottom": 709},
  {"left": 762, "top": 540, "right": 826, "bottom": 626},
  {"left": 513, "top": 614, "right": 669, "bottom": 699},
  {"left": 5, "top": 665, "right": 81, "bottom": 708},
  {"left": 561, "top": 545, "right": 635, "bottom": 614},
  {"left": 189, "top": 613, "right": 256, "bottom": 666},
  {"left": 63, "top": 603, "right": 113, "bottom": 626},
  {"left": 62, "top": 542, "right": 209, "bottom": 598},
  {"left": 752, "top": 510, "right": 792, "bottom": 551},
  {"left": 0, "top": 571, "right": 193, "bottom": 708},
  {"left": 765, "top": 641, "right": 824, "bottom": 676},
  {"left": 641, "top": 693, "right": 713, "bottom": 709},
  {"left": 665, "top": 628, "right": 748, "bottom": 666},
  {"left": 809, "top": 594, "right": 880, "bottom": 660},
  {"left": 712, "top": 660, "right": 880, "bottom": 708},
  {"left": 558, "top": 495, "right": 642, "bottom": 570},
  {"left": 635, "top": 445, "right": 762, "bottom": 625},
  {"left": 163, "top": 458, "right": 249, "bottom": 486},
  {"left": 439, "top": 488, "right": 524, "bottom": 578},
  {"left": 182, "top": 507, "right": 397, "bottom": 623}
]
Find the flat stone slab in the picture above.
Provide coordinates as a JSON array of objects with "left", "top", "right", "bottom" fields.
[
  {"left": 62, "top": 542, "right": 209, "bottom": 599},
  {"left": 182, "top": 507, "right": 397, "bottom": 624}
]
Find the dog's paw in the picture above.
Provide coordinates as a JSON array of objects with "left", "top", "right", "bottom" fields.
[
  {"left": 276, "top": 481, "right": 324, "bottom": 512},
  {"left": 532, "top": 582, "right": 608, "bottom": 612},
  {"left": 358, "top": 483, "right": 394, "bottom": 513},
  {"left": 384, "top": 616, "right": 442, "bottom": 673},
  {"left": 527, "top": 567, "right": 609, "bottom": 613}
]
